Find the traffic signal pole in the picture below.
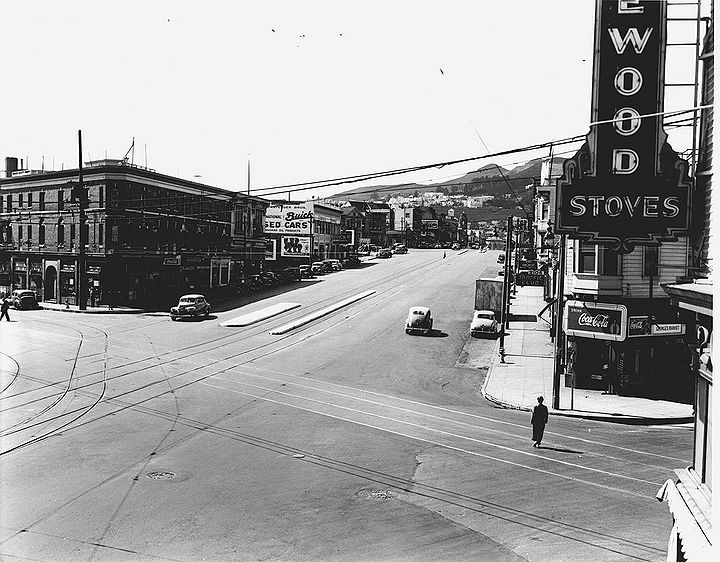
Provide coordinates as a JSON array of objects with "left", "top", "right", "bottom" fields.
[{"left": 77, "top": 130, "right": 87, "bottom": 310}]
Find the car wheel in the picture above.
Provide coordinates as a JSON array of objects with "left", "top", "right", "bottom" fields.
[
  {"left": 171, "top": 316, "right": 176, "bottom": 321},
  {"left": 405, "top": 329, "right": 410, "bottom": 334}
]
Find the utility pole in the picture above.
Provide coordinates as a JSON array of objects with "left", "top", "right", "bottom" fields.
[
  {"left": 551, "top": 234, "right": 567, "bottom": 409},
  {"left": 77, "top": 130, "right": 87, "bottom": 310},
  {"left": 498, "top": 214, "right": 513, "bottom": 363}
]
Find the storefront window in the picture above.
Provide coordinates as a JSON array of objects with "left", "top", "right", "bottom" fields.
[
  {"left": 38, "top": 220, "right": 45, "bottom": 245},
  {"left": 643, "top": 246, "right": 659, "bottom": 277},
  {"left": 576, "top": 241, "right": 620, "bottom": 275},
  {"left": 58, "top": 220, "right": 65, "bottom": 245},
  {"left": 57, "top": 189, "right": 64, "bottom": 211}
]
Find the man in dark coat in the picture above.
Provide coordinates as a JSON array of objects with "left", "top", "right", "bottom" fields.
[
  {"left": 531, "top": 396, "right": 548, "bottom": 447},
  {"left": 1, "top": 295, "right": 11, "bottom": 322}
]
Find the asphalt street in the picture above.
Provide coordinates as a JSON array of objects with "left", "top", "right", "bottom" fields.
[{"left": 0, "top": 249, "right": 693, "bottom": 561}]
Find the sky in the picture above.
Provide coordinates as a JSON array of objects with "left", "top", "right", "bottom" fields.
[{"left": 0, "top": 1, "right": 702, "bottom": 200}]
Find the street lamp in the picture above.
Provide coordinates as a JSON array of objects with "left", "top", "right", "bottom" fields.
[{"left": 542, "top": 223, "right": 567, "bottom": 410}]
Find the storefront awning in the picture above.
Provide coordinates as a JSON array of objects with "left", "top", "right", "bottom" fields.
[{"left": 657, "top": 474, "right": 712, "bottom": 561}]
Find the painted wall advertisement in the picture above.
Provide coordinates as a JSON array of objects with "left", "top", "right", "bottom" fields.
[
  {"left": 556, "top": 0, "right": 690, "bottom": 252},
  {"left": 280, "top": 236, "right": 311, "bottom": 257},
  {"left": 264, "top": 204, "right": 313, "bottom": 235}
]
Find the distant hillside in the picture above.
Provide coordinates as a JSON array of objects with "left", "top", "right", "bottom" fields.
[{"left": 331, "top": 158, "right": 562, "bottom": 202}]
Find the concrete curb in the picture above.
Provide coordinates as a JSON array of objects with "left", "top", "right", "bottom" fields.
[
  {"left": 269, "top": 290, "right": 375, "bottom": 335},
  {"left": 39, "top": 305, "right": 144, "bottom": 314},
  {"left": 221, "top": 302, "right": 301, "bottom": 327}
]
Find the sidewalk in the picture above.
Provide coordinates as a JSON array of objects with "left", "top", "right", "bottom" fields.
[
  {"left": 481, "top": 285, "right": 693, "bottom": 424},
  {"left": 39, "top": 302, "right": 145, "bottom": 314}
]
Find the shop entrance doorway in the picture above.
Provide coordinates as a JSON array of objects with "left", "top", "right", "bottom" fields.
[{"left": 44, "top": 266, "right": 57, "bottom": 301}]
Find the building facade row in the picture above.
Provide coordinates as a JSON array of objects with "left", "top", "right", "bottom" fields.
[{"left": 0, "top": 158, "right": 269, "bottom": 309}]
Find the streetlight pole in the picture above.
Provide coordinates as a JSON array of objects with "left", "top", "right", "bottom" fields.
[
  {"left": 498, "top": 214, "right": 513, "bottom": 363},
  {"left": 551, "top": 234, "right": 566, "bottom": 410},
  {"left": 77, "top": 130, "right": 87, "bottom": 311}
]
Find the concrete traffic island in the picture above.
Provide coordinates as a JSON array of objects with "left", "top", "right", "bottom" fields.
[
  {"left": 269, "top": 290, "right": 375, "bottom": 335},
  {"left": 220, "top": 302, "right": 302, "bottom": 327}
]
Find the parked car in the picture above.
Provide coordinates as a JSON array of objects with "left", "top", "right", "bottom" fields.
[
  {"left": 451, "top": 243, "right": 461, "bottom": 250},
  {"left": 497, "top": 252, "right": 506, "bottom": 263},
  {"left": 298, "top": 264, "right": 313, "bottom": 278},
  {"left": 10, "top": 289, "right": 39, "bottom": 310},
  {"left": 323, "top": 259, "right": 342, "bottom": 271},
  {"left": 260, "top": 271, "right": 280, "bottom": 286},
  {"left": 246, "top": 274, "right": 263, "bottom": 291},
  {"left": 170, "top": 294, "right": 211, "bottom": 320},
  {"left": 311, "top": 262, "right": 328, "bottom": 275},
  {"left": 405, "top": 307, "right": 433, "bottom": 335},
  {"left": 470, "top": 309, "right": 500, "bottom": 337},
  {"left": 278, "top": 267, "right": 302, "bottom": 282},
  {"left": 392, "top": 245, "right": 408, "bottom": 254},
  {"left": 376, "top": 249, "right": 392, "bottom": 258},
  {"left": 342, "top": 255, "right": 362, "bottom": 268}
]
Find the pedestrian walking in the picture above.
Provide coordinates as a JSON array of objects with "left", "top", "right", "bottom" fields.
[
  {"left": 1, "top": 295, "right": 11, "bottom": 322},
  {"left": 443, "top": 251, "right": 446, "bottom": 259},
  {"left": 531, "top": 396, "right": 548, "bottom": 447}
]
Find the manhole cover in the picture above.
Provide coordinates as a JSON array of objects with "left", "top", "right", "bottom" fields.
[
  {"left": 146, "top": 471, "right": 177, "bottom": 480},
  {"left": 357, "top": 489, "right": 396, "bottom": 501}
]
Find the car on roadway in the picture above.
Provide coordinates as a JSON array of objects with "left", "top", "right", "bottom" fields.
[
  {"left": 497, "top": 252, "right": 506, "bottom": 263},
  {"left": 405, "top": 306, "right": 433, "bottom": 335},
  {"left": 170, "top": 294, "right": 211, "bottom": 320},
  {"left": 10, "top": 289, "right": 39, "bottom": 310},
  {"left": 298, "top": 264, "right": 313, "bottom": 278},
  {"left": 470, "top": 309, "right": 500, "bottom": 337},
  {"left": 376, "top": 249, "right": 392, "bottom": 258},
  {"left": 451, "top": 243, "right": 461, "bottom": 250},
  {"left": 392, "top": 245, "right": 408, "bottom": 254}
]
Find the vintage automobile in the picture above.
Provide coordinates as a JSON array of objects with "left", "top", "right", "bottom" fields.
[
  {"left": 311, "top": 262, "right": 328, "bottom": 275},
  {"left": 10, "top": 289, "right": 39, "bottom": 310},
  {"left": 324, "top": 259, "right": 343, "bottom": 271},
  {"left": 497, "top": 252, "right": 506, "bottom": 264},
  {"left": 170, "top": 294, "right": 211, "bottom": 320},
  {"left": 451, "top": 243, "right": 461, "bottom": 250},
  {"left": 298, "top": 264, "right": 313, "bottom": 278},
  {"left": 278, "top": 267, "right": 302, "bottom": 283},
  {"left": 405, "top": 307, "right": 433, "bottom": 335},
  {"left": 260, "top": 271, "right": 280, "bottom": 286},
  {"left": 342, "top": 255, "right": 362, "bottom": 268},
  {"left": 470, "top": 309, "right": 500, "bottom": 337},
  {"left": 376, "top": 249, "right": 393, "bottom": 258},
  {"left": 392, "top": 245, "right": 408, "bottom": 254}
]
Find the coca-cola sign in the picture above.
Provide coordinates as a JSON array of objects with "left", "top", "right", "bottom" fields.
[{"left": 564, "top": 301, "right": 627, "bottom": 341}]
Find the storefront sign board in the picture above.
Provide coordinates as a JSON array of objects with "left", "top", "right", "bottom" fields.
[
  {"left": 564, "top": 300, "right": 627, "bottom": 341},
  {"left": 265, "top": 204, "right": 313, "bottom": 234},
  {"left": 556, "top": 0, "right": 690, "bottom": 252}
]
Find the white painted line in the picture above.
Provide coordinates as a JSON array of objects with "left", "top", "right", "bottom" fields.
[
  {"left": 269, "top": 290, "right": 375, "bottom": 335},
  {"left": 220, "top": 302, "right": 302, "bottom": 327}
]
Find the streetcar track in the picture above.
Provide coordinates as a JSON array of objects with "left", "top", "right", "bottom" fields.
[
  {"left": 0, "top": 253, "right": 451, "bottom": 414},
  {"left": 1, "top": 253, "right": 450, "bottom": 406}
]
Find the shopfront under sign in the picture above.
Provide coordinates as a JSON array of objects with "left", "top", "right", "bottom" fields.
[{"left": 564, "top": 300, "right": 628, "bottom": 341}]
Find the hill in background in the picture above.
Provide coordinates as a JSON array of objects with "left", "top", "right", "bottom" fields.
[{"left": 331, "top": 158, "right": 561, "bottom": 204}]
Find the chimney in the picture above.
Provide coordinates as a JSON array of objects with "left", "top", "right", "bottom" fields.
[{"left": 5, "top": 157, "right": 19, "bottom": 178}]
